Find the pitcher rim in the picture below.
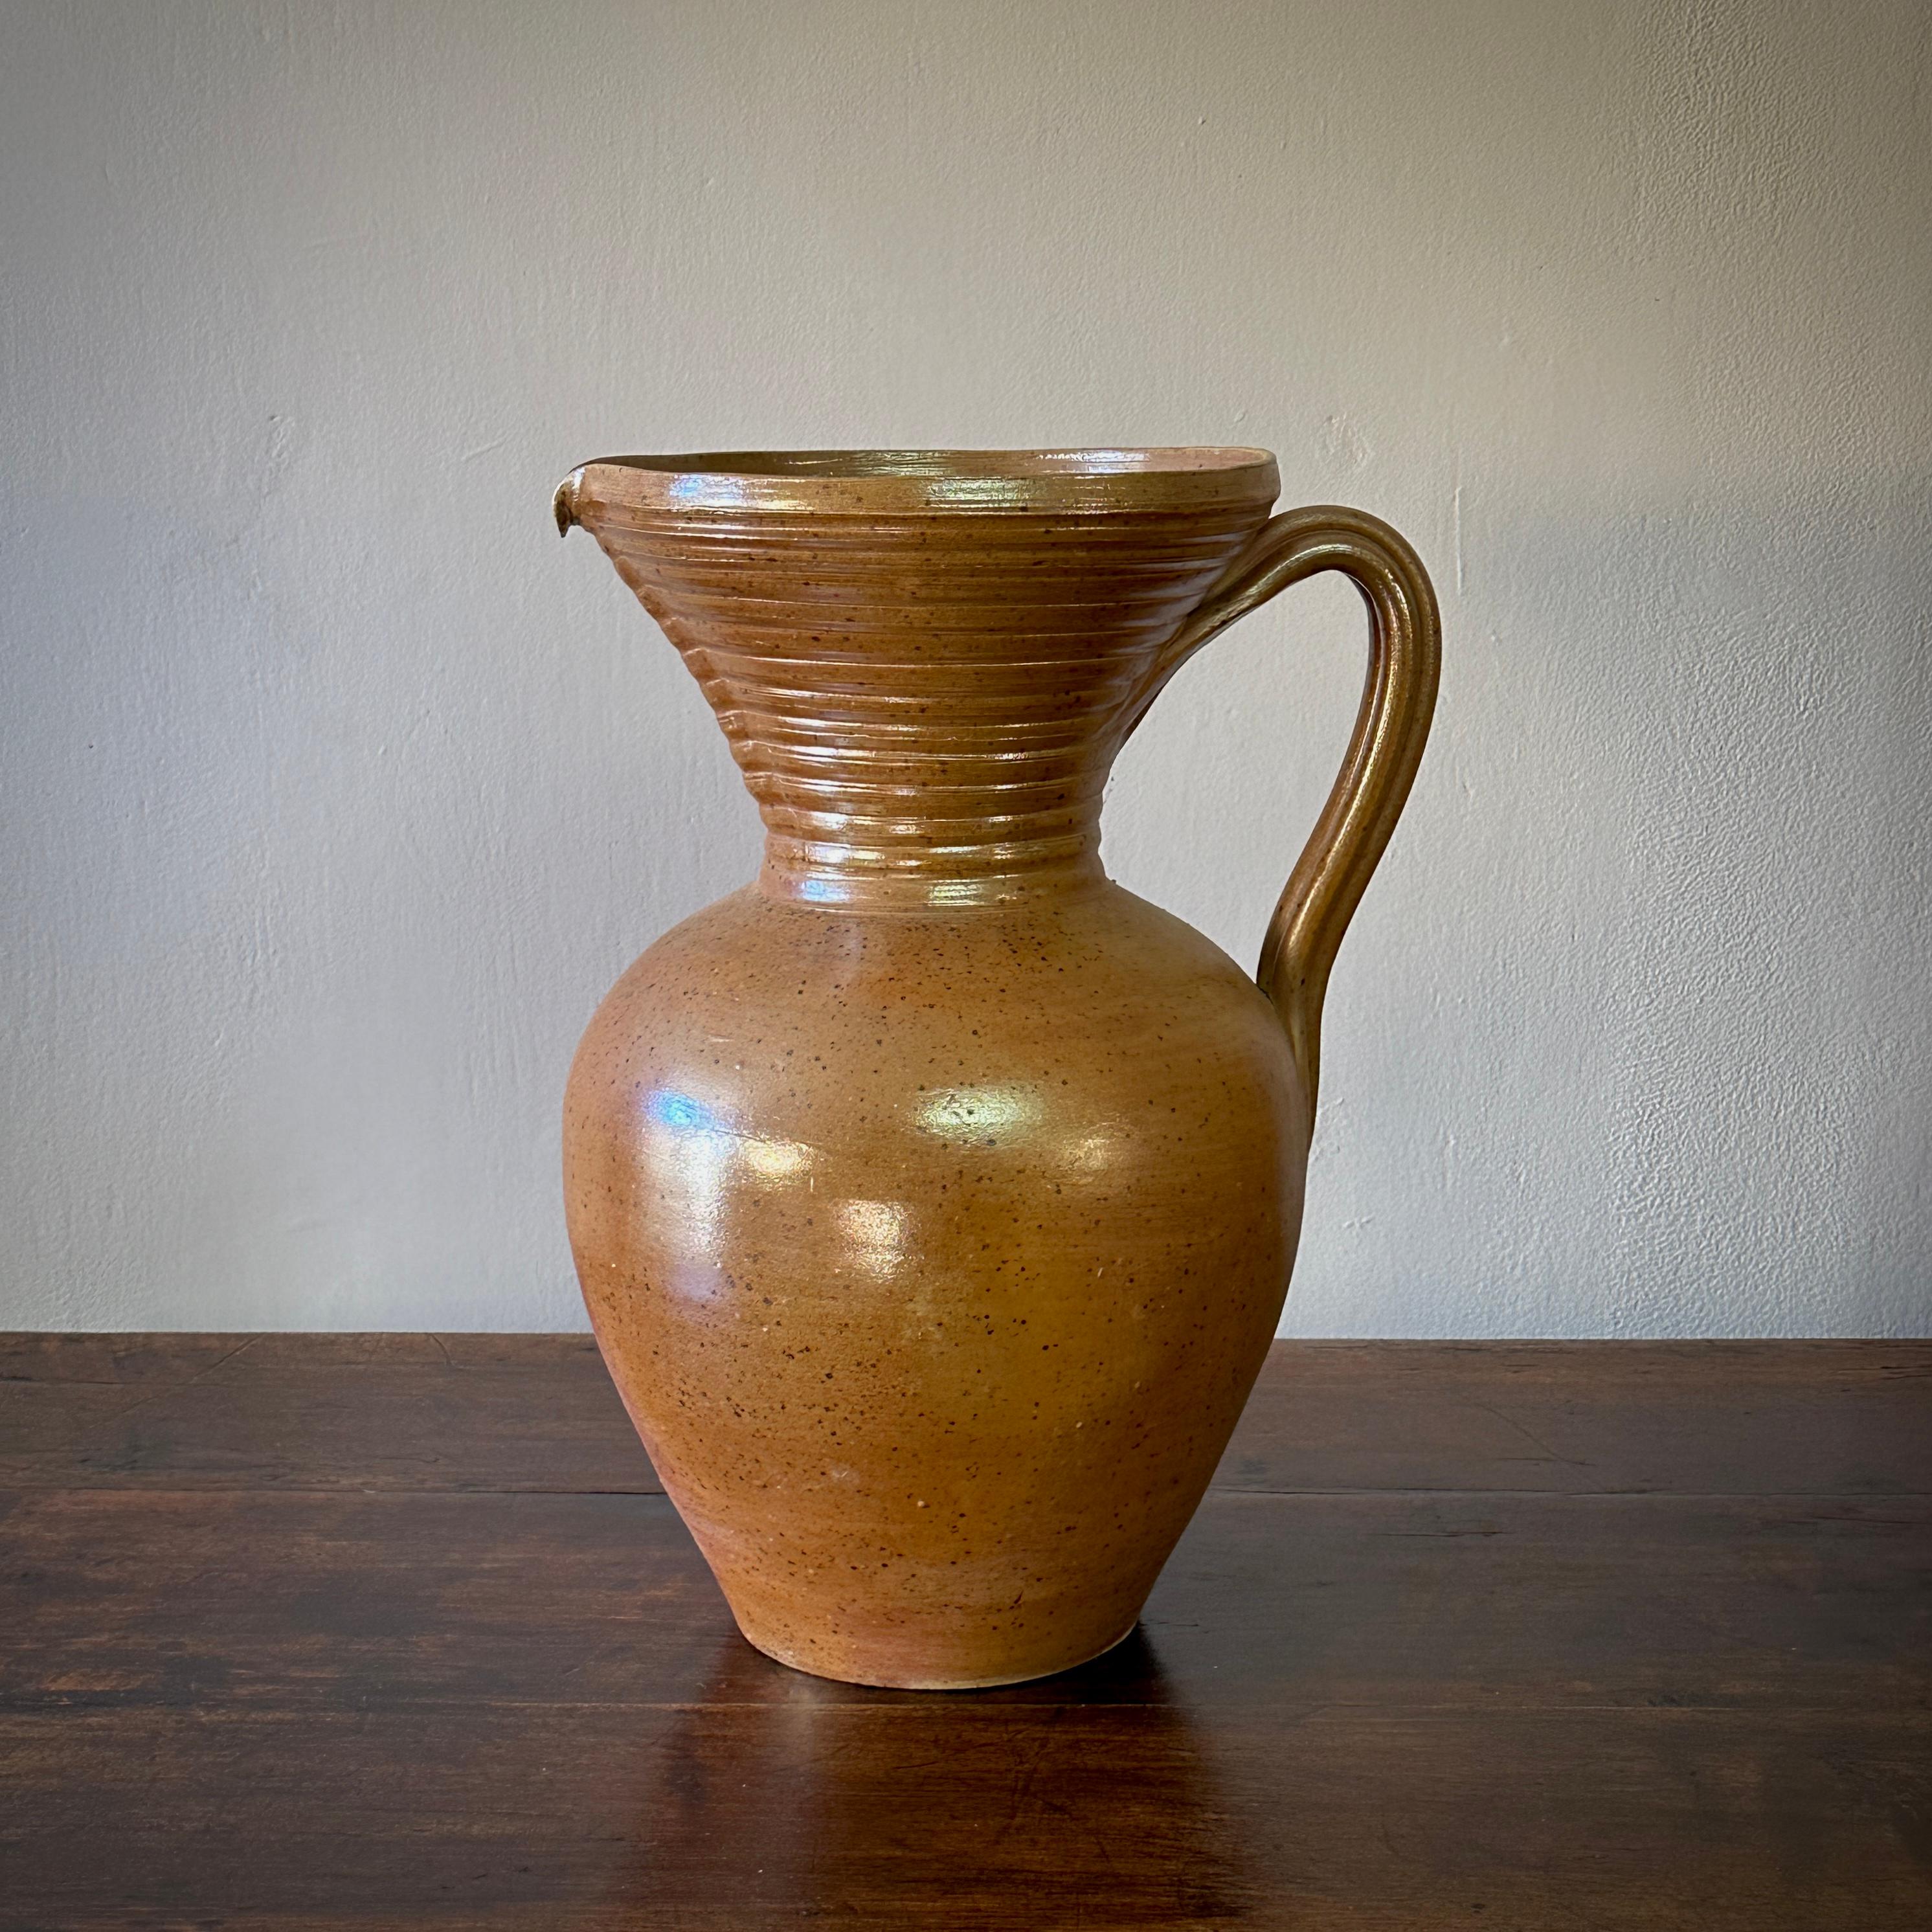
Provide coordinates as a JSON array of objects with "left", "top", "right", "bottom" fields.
[{"left": 554, "top": 446, "right": 1280, "bottom": 524}]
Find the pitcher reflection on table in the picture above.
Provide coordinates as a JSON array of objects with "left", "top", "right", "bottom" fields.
[
  {"left": 556, "top": 447, "right": 1439, "bottom": 1689},
  {"left": 611, "top": 1627, "right": 1257, "bottom": 1921}
]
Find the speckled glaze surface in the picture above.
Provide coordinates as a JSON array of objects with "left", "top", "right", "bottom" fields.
[{"left": 556, "top": 449, "right": 1439, "bottom": 1688}]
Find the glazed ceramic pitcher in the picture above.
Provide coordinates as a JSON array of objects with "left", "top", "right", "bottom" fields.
[{"left": 555, "top": 449, "right": 1439, "bottom": 1688}]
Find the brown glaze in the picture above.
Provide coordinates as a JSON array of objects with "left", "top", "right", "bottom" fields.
[{"left": 556, "top": 449, "right": 1439, "bottom": 1687}]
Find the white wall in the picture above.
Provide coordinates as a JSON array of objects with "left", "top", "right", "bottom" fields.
[{"left": 3, "top": 0, "right": 1927, "bottom": 1336}]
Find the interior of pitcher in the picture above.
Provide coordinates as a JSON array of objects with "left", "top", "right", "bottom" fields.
[{"left": 587, "top": 447, "right": 1273, "bottom": 480}]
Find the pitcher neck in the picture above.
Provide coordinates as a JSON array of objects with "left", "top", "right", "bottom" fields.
[
  {"left": 560, "top": 478, "right": 1275, "bottom": 914},
  {"left": 735, "top": 669, "right": 1128, "bottom": 910}
]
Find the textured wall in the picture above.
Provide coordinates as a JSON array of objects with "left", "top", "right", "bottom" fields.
[{"left": 3, "top": 0, "right": 1927, "bottom": 1334}]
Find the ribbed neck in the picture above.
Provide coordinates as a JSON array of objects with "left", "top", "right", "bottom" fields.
[
  {"left": 565, "top": 464, "right": 1275, "bottom": 913},
  {"left": 738, "top": 642, "right": 1125, "bottom": 908}
]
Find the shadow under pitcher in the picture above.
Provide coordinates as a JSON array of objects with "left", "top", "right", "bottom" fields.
[{"left": 555, "top": 448, "right": 1439, "bottom": 1688}]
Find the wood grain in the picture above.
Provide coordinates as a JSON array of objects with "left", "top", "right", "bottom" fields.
[
  {"left": 3, "top": 1488, "right": 1925, "bottom": 1716},
  {"left": 3, "top": 1335, "right": 1928, "bottom": 1927},
  {"left": 6, "top": 1334, "right": 1926, "bottom": 1495},
  {"left": 0, "top": 1332, "right": 651, "bottom": 1493},
  {"left": 1227, "top": 1338, "right": 1932, "bottom": 1496},
  {"left": 8, "top": 1703, "right": 1924, "bottom": 1931}
]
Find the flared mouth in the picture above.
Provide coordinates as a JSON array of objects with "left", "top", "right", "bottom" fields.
[{"left": 554, "top": 446, "right": 1279, "bottom": 528}]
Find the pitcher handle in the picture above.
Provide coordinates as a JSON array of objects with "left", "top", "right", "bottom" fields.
[{"left": 1131, "top": 506, "right": 1441, "bottom": 1110}]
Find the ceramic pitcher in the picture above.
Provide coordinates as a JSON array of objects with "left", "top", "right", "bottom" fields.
[{"left": 554, "top": 449, "right": 1439, "bottom": 1687}]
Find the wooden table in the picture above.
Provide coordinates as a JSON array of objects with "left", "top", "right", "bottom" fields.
[{"left": 3, "top": 1336, "right": 1927, "bottom": 1928}]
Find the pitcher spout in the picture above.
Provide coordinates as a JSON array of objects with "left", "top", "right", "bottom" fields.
[{"left": 552, "top": 467, "right": 584, "bottom": 536}]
